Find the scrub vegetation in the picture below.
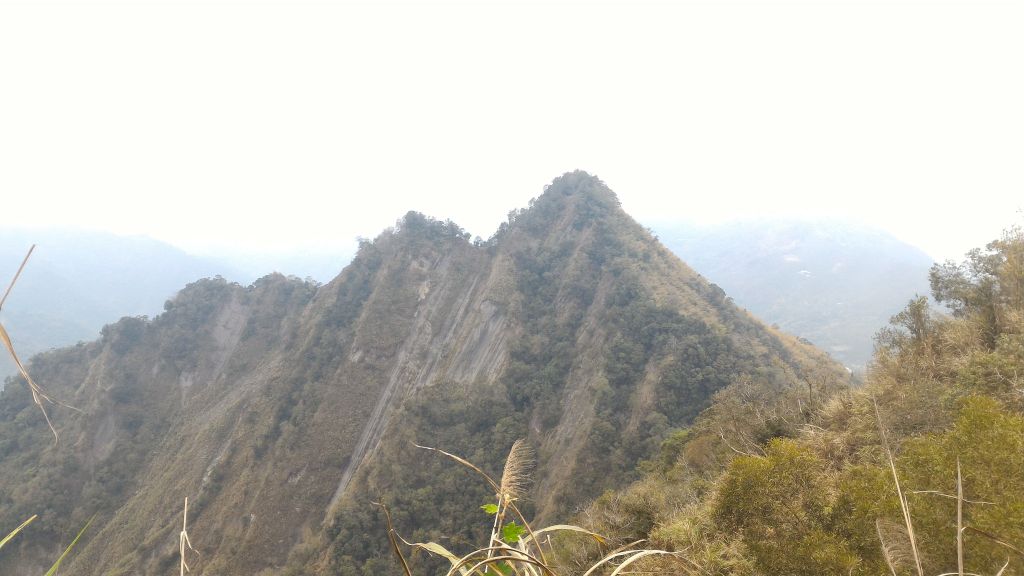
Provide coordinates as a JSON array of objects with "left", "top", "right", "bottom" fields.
[{"left": 573, "top": 226, "right": 1024, "bottom": 575}]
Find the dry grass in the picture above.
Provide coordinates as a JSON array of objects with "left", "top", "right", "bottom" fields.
[
  {"left": 498, "top": 439, "right": 533, "bottom": 506},
  {"left": 179, "top": 497, "right": 198, "bottom": 576},
  {"left": 386, "top": 441, "right": 698, "bottom": 576},
  {"left": 876, "top": 518, "right": 915, "bottom": 576},
  {"left": 874, "top": 397, "right": 925, "bottom": 576},
  {"left": 874, "top": 403, "right": 1019, "bottom": 576},
  {"left": 0, "top": 245, "right": 92, "bottom": 575},
  {"left": 0, "top": 245, "right": 79, "bottom": 443}
]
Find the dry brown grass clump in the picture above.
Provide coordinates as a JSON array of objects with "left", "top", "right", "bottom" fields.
[{"left": 381, "top": 441, "right": 698, "bottom": 575}]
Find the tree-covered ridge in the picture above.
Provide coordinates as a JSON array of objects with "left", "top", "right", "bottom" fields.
[
  {"left": 0, "top": 172, "right": 843, "bottom": 575},
  {"left": 296, "top": 172, "right": 844, "bottom": 575},
  {"left": 578, "top": 227, "right": 1024, "bottom": 576},
  {"left": 0, "top": 273, "right": 319, "bottom": 574}
]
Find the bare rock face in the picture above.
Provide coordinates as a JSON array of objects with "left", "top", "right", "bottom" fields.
[{"left": 0, "top": 172, "right": 845, "bottom": 575}]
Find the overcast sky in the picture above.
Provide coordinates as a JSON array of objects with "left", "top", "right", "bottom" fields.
[{"left": 1, "top": 1, "right": 1021, "bottom": 263}]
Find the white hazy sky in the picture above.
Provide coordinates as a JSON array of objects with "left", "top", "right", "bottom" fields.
[{"left": 1, "top": 1, "right": 1021, "bottom": 262}]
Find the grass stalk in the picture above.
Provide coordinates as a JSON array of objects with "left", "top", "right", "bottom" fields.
[
  {"left": 374, "top": 501, "right": 414, "bottom": 576},
  {"left": 180, "top": 497, "right": 198, "bottom": 576},
  {"left": 399, "top": 443, "right": 688, "bottom": 576},
  {"left": 0, "top": 515, "right": 37, "bottom": 550},
  {"left": 0, "top": 244, "right": 81, "bottom": 443},
  {"left": 44, "top": 516, "right": 94, "bottom": 576},
  {"left": 876, "top": 519, "right": 900, "bottom": 576},
  {"left": 874, "top": 398, "right": 924, "bottom": 576},
  {"left": 963, "top": 527, "right": 1024, "bottom": 559},
  {"left": 957, "top": 457, "right": 964, "bottom": 576}
]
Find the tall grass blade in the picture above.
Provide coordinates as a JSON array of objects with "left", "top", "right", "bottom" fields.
[
  {"left": 0, "top": 244, "right": 34, "bottom": 310},
  {"left": 519, "top": 524, "right": 605, "bottom": 547},
  {"left": 415, "top": 444, "right": 500, "bottom": 493},
  {"left": 395, "top": 535, "right": 469, "bottom": 576},
  {"left": 0, "top": 245, "right": 80, "bottom": 443},
  {"left": 0, "top": 319, "right": 59, "bottom": 443},
  {"left": 874, "top": 398, "right": 924, "bottom": 576},
  {"left": 462, "top": 554, "right": 552, "bottom": 576},
  {"left": 581, "top": 546, "right": 647, "bottom": 576},
  {"left": 0, "top": 515, "right": 37, "bottom": 550},
  {"left": 963, "top": 527, "right": 1024, "bottom": 559},
  {"left": 607, "top": 550, "right": 681, "bottom": 576},
  {"left": 179, "top": 497, "right": 199, "bottom": 575},
  {"left": 957, "top": 457, "right": 964, "bottom": 576},
  {"left": 438, "top": 546, "right": 529, "bottom": 576},
  {"left": 374, "top": 502, "right": 413, "bottom": 576},
  {"left": 43, "top": 515, "right": 93, "bottom": 576}
]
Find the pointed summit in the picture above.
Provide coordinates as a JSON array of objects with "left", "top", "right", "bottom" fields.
[
  {"left": 542, "top": 170, "right": 619, "bottom": 204},
  {"left": 489, "top": 170, "right": 628, "bottom": 250},
  {"left": 525, "top": 170, "right": 620, "bottom": 220}
]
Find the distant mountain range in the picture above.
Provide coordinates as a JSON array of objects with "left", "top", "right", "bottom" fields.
[{"left": 652, "top": 219, "right": 935, "bottom": 370}]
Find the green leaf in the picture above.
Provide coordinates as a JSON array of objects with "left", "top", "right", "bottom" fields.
[
  {"left": 501, "top": 521, "right": 525, "bottom": 544},
  {"left": 481, "top": 503, "right": 499, "bottom": 515}
]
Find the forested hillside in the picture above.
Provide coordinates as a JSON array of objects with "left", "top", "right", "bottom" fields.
[
  {"left": 574, "top": 227, "right": 1024, "bottom": 575},
  {"left": 0, "top": 172, "right": 844, "bottom": 575}
]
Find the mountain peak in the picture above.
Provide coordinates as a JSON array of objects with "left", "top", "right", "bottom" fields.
[
  {"left": 540, "top": 170, "right": 619, "bottom": 208},
  {"left": 490, "top": 171, "right": 624, "bottom": 245}
]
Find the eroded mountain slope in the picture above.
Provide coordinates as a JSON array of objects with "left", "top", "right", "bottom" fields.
[{"left": 0, "top": 172, "right": 846, "bottom": 575}]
